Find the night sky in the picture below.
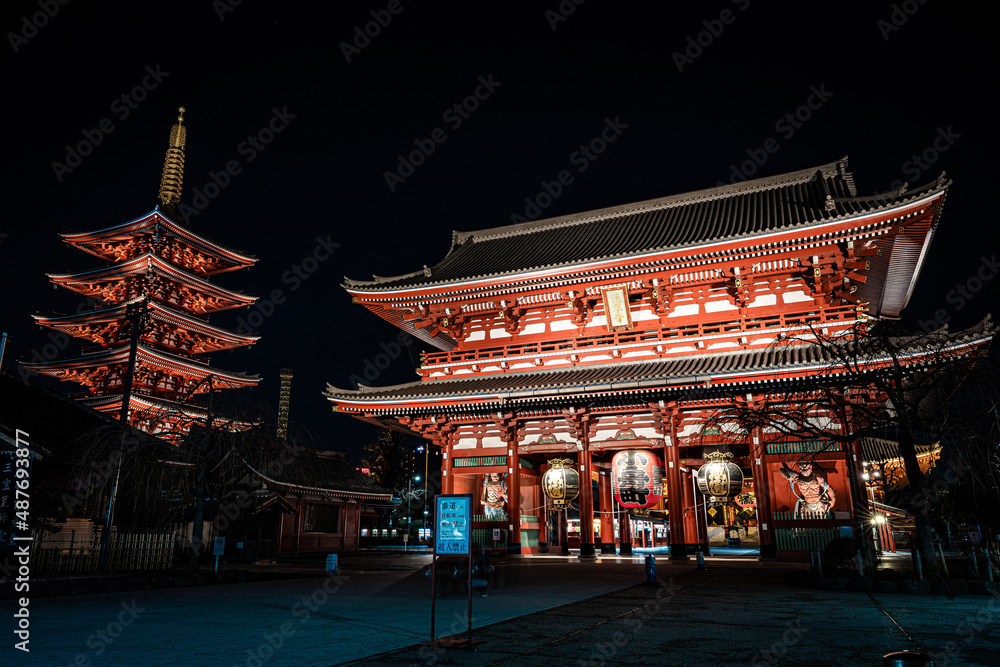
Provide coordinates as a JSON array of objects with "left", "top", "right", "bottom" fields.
[{"left": 3, "top": 1, "right": 997, "bottom": 462}]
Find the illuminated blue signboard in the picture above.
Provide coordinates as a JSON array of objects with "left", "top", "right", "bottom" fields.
[{"left": 434, "top": 494, "right": 471, "bottom": 555}]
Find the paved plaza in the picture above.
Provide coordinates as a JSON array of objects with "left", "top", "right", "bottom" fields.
[{"left": 6, "top": 551, "right": 999, "bottom": 666}]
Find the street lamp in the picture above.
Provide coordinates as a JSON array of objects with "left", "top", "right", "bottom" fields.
[{"left": 406, "top": 475, "right": 421, "bottom": 546}]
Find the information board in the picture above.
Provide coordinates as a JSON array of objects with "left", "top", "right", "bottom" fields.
[
  {"left": 435, "top": 494, "right": 471, "bottom": 555},
  {"left": 213, "top": 536, "right": 226, "bottom": 556}
]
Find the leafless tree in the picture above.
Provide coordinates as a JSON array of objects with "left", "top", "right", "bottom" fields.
[{"left": 702, "top": 317, "right": 993, "bottom": 568}]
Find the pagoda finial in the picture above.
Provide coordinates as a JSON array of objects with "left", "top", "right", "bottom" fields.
[{"left": 158, "top": 107, "right": 187, "bottom": 209}]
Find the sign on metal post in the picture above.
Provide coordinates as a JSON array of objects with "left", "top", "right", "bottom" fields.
[
  {"left": 326, "top": 553, "right": 338, "bottom": 575},
  {"left": 435, "top": 495, "right": 471, "bottom": 555},
  {"left": 213, "top": 536, "right": 225, "bottom": 574},
  {"left": 429, "top": 494, "right": 475, "bottom": 648}
]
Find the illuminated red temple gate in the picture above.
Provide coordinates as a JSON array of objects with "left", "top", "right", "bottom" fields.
[
  {"left": 326, "top": 158, "right": 987, "bottom": 559},
  {"left": 26, "top": 109, "right": 260, "bottom": 441}
]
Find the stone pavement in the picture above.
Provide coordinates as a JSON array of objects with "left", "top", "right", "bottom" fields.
[
  {"left": 352, "top": 564, "right": 1000, "bottom": 667},
  {"left": 9, "top": 552, "right": 681, "bottom": 666},
  {"left": 7, "top": 551, "right": 999, "bottom": 666}
]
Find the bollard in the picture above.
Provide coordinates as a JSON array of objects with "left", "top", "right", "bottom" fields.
[
  {"left": 987, "top": 547, "right": 995, "bottom": 583},
  {"left": 971, "top": 548, "right": 980, "bottom": 578},
  {"left": 644, "top": 554, "right": 656, "bottom": 583},
  {"left": 696, "top": 550, "right": 705, "bottom": 571},
  {"left": 937, "top": 541, "right": 949, "bottom": 579},
  {"left": 816, "top": 549, "right": 824, "bottom": 580},
  {"left": 856, "top": 549, "right": 864, "bottom": 578},
  {"left": 914, "top": 551, "right": 923, "bottom": 581}
]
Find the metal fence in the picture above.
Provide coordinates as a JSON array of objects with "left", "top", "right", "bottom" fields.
[{"left": 30, "top": 530, "right": 175, "bottom": 573}]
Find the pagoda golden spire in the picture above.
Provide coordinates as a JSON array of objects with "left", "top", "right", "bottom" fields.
[{"left": 157, "top": 107, "right": 186, "bottom": 209}]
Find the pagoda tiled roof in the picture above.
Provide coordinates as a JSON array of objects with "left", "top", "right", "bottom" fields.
[
  {"left": 344, "top": 158, "right": 946, "bottom": 292},
  {"left": 22, "top": 343, "right": 260, "bottom": 389},
  {"left": 325, "top": 319, "right": 993, "bottom": 408},
  {"left": 47, "top": 253, "right": 256, "bottom": 313},
  {"left": 61, "top": 209, "right": 256, "bottom": 273},
  {"left": 34, "top": 298, "right": 259, "bottom": 350}
]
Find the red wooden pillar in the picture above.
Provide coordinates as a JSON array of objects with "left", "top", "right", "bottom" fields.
[
  {"left": 750, "top": 425, "right": 776, "bottom": 559},
  {"left": 539, "top": 492, "right": 550, "bottom": 553},
  {"left": 683, "top": 469, "right": 711, "bottom": 553},
  {"left": 507, "top": 440, "right": 521, "bottom": 555},
  {"left": 620, "top": 508, "right": 633, "bottom": 555},
  {"left": 578, "top": 445, "right": 596, "bottom": 557},
  {"left": 598, "top": 468, "right": 616, "bottom": 554},
  {"left": 664, "top": 426, "right": 688, "bottom": 560},
  {"left": 560, "top": 509, "right": 570, "bottom": 555}
]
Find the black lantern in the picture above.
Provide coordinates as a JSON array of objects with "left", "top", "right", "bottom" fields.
[
  {"left": 542, "top": 458, "right": 580, "bottom": 508},
  {"left": 696, "top": 451, "right": 744, "bottom": 504}
]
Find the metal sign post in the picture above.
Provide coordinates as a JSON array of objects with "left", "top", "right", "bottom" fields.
[
  {"left": 213, "top": 536, "right": 225, "bottom": 574},
  {"left": 429, "top": 494, "right": 473, "bottom": 647}
]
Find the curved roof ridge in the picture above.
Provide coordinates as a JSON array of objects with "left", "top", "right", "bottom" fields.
[
  {"left": 451, "top": 158, "right": 847, "bottom": 246},
  {"left": 60, "top": 208, "right": 258, "bottom": 264}
]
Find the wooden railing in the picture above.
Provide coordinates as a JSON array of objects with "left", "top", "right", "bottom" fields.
[
  {"left": 30, "top": 530, "right": 175, "bottom": 573},
  {"left": 421, "top": 304, "right": 860, "bottom": 370}
]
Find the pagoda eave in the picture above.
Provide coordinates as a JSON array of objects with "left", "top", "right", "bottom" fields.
[
  {"left": 33, "top": 300, "right": 260, "bottom": 352},
  {"left": 23, "top": 344, "right": 260, "bottom": 391},
  {"left": 47, "top": 253, "right": 257, "bottom": 314},
  {"left": 61, "top": 209, "right": 257, "bottom": 274}
]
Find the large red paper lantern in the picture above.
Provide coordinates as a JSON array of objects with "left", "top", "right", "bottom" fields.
[{"left": 611, "top": 450, "right": 663, "bottom": 509}]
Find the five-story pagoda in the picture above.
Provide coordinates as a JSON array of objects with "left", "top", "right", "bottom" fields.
[{"left": 25, "top": 108, "right": 260, "bottom": 442}]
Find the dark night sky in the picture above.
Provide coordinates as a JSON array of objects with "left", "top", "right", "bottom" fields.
[{"left": 2, "top": 1, "right": 997, "bottom": 462}]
